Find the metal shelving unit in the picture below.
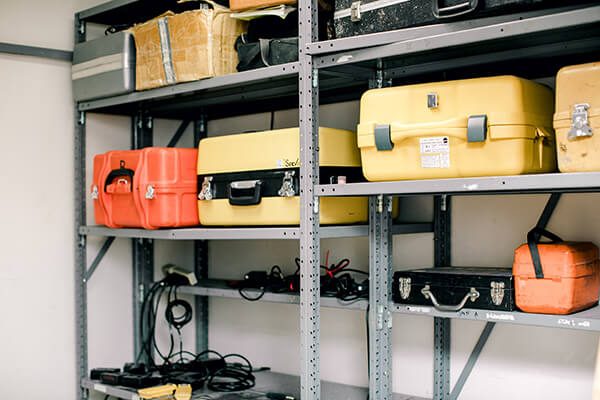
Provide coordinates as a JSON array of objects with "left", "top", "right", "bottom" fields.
[
  {"left": 304, "top": 4, "right": 600, "bottom": 400},
  {"left": 73, "top": 2, "right": 429, "bottom": 400},
  {"left": 74, "top": 1, "right": 600, "bottom": 400}
]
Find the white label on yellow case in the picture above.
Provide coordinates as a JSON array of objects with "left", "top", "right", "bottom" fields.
[
  {"left": 276, "top": 159, "right": 283, "bottom": 168},
  {"left": 420, "top": 137, "right": 450, "bottom": 154},
  {"left": 440, "top": 153, "right": 450, "bottom": 168},
  {"left": 421, "top": 155, "right": 440, "bottom": 168}
]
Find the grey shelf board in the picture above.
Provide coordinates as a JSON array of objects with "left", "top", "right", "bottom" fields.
[
  {"left": 391, "top": 302, "right": 600, "bottom": 332},
  {"left": 82, "top": 372, "right": 427, "bottom": 400},
  {"left": 316, "top": 172, "right": 600, "bottom": 197},
  {"left": 313, "top": 5, "right": 600, "bottom": 80},
  {"left": 80, "top": 223, "right": 432, "bottom": 240},
  {"left": 306, "top": 5, "right": 577, "bottom": 55},
  {"left": 178, "top": 279, "right": 368, "bottom": 311},
  {"left": 75, "top": 63, "right": 368, "bottom": 119},
  {"left": 77, "top": 0, "right": 199, "bottom": 26}
]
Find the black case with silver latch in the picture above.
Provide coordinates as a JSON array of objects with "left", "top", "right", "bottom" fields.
[
  {"left": 392, "top": 267, "right": 515, "bottom": 312},
  {"left": 333, "top": 0, "right": 596, "bottom": 39}
]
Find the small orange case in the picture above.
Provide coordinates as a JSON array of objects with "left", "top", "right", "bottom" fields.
[
  {"left": 92, "top": 148, "right": 198, "bottom": 230},
  {"left": 513, "top": 242, "right": 600, "bottom": 314}
]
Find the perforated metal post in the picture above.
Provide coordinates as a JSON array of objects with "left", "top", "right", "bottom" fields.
[
  {"left": 194, "top": 115, "right": 209, "bottom": 353},
  {"left": 74, "top": 12, "right": 88, "bottom": 400},
  {"left": 369, "top": 195, "right": 394, "bottom": 400},
  {"left": 298, "top": 0, "right": 320, "bottom": 394},
  {"left": 132, "top": 109, "right": 154, "bottom": 363},
  {"left": 433, "top": 195, "right": 451, "bottom": 400}
]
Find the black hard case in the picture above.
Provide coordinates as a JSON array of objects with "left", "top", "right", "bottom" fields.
[
  {"left": 334, "top": 0, "right": 595, "bottom": 39},
  {"left": 392, "top": 267, "right": 515, "bottom": 312}
]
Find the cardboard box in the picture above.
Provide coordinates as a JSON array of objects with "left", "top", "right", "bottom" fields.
[{"left": 130, "top": 5, "right": 247, "bottom": 90}]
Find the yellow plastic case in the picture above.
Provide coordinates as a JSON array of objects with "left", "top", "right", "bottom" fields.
[
  {"left": 554, "top": 61, "right": 600, "bottom": 172},
  {"left": 197, "top": 127, "right": 368, "bottom": 226},
  {"left": 358, "top": 75, "right": 556, "bottom": 181}
]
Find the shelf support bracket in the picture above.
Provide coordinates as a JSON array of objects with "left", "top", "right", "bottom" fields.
[
  {"left": 83, "top": 236, "right": 115, "bottom": 283},
  {"left": 167, "top": 120, "right": 191, "bottom": 148},
  {"left": 449, "top": 322, "right": 496, "bottom": 400}
]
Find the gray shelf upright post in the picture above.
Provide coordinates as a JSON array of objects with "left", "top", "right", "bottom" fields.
[
  {"left": 131, "top": 108, "right": 154, "bottom": 364},
  {"left": 74, "top": 12, "right": 88, "bottom": 400},
  {"left": 433, "top": 195, "right": 451, "bottom": 400},
  {"left": 194, "top": 115, "right": 209, "bottom": 353},
  {"left": 368, "top": 68, "right": 393, "bottom": 400},
  {"left": 369, "top": 195, "right": 394, "bottom": 400},
  {"left": 298, "top": 0, "right": 321, "bottom": 395}
]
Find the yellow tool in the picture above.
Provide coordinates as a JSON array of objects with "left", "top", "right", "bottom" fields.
[
  {"left": 174, "top": 384, "right": 192, "bottom": 400},
  {"left": 138, "top": 384, "right": 176, "bottom": 399}
]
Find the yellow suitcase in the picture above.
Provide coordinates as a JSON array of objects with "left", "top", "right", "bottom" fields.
[
  {"left": 554, "top": 61, "right": 600, "bottom": 172},
  {"left": 197, "top": 127, "right": 368, "bottom": 226},
  {"left": 358, "top": 75, "right": 557, "bottom": 181}
]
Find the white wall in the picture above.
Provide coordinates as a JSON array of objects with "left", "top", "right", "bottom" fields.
[{"left": 1, "top": 1, "right": 598, "bottom": 399}]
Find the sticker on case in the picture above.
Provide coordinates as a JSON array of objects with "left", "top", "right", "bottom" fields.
[{"left": 420, "top": 137, "right": 450, "bottom": 168}]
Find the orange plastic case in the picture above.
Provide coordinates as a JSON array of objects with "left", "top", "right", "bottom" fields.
[
  {"left": 513, "top": 242, "right": 600, "bottom": 314},
  {"left": 92, "top": 148, "right": 198, "bottom": 229}
]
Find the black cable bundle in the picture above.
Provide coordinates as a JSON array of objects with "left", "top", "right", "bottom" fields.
[{"left": 132, "top": 268, "right": 258, "bottom": 392}]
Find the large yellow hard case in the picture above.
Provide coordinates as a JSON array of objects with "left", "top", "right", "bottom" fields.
[
  {"left": 358, "top": 76, "right": 557, "bottom": 181},
  {"left": 554, "top": 62, "right": 600, "bottom": 172},
  {"left": 197, "top": 127, "right": 368, "bottom": 226}
]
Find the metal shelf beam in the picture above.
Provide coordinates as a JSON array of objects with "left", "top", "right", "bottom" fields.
[
  {"left": 81, "top": 373, "right": 428, "bottom": 400},
  {"left": 312, "top": 6, "right": 600, "bottom": 69},
  {"left": 390, "top": 302, "right": 600, "bottom": 332},
  {"left": 178, "top": 280, "right": 368, "bottom": 311},
  {"left": 79, "top": 223, "right": 433, "bottom": 240},
  {"left": 316, "top": 172, "right": 600, "bottom": 197},
  {"left": 305, "top": 6, "right": 576, "bottom": 55}
]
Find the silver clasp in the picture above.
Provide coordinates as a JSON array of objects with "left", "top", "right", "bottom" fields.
[
  {"left": 490, "top": 281, "right": 505, "bottom": 306},
  {"left": 145, "top": 185, "right": 155, "bottom": 199},
  {"left": 91, "top": 185, "right": 99, "bottom": 199},
  {"left": 350, "top": 1, "right": 361, "bottom": 22},
  {"left": 398, "top": 277, "right": 411, "bottom": 300},
  {"left": 278, "top": 171, "right": 296, "bottom": 197},
  {"left": 198, "top": 176, "right": 213, "bottom": 200},
  {"left": 568, "top": 103, "right": 593, "bottom": 140}
]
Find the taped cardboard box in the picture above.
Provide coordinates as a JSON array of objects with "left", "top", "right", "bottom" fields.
[{"left": 130, "top": 5, "right": 247, "bottom": 90}]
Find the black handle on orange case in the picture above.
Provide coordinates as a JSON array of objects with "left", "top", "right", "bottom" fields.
[{"left": 527, "top": 227, "right": 563, "bottom": 279}]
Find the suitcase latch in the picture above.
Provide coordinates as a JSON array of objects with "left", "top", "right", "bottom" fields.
[
  {"left": 398, "top": 277, "right": 411, "bottom": 300},
  {"left": 350, "top": 1, "right": 361, "bottom": 22},
  {"left": 91, "top": 185, "right": 99, "bottom": 199},
  {"left": 278, "top": 171, "right": 296, "bottom": 197},
  {"left": 145, "top": 185, "right": 155, "bottom": 200},
  {"left": 490, "top": 281, "right": 505, "bottom": 306},
  {"left": 198, "top": 176, "right": 213, "bottom": 201},
  {"left": 568, "top": 103, "right": 593, "bottom": 140}
]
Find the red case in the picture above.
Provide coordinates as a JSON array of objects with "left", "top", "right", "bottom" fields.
[
  {"left": 92, "top": 148, "right": 198, "bottom": 229},
  {"left": 513, "top": 242, "right": 600, "bottom": 314}
]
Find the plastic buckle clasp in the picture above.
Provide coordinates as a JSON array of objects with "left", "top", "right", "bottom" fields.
[
  {"left": 350, "top": 1, "right": 361, "bottom": 22},
  {"left": 568, "top": 103, "right": 593, "bottom": 140},
  {"left": 198, "top": 176, "right": 213, "bottom": 200},
  {"left": 278, "top": 170, "right": 296, "bottom": 197}
]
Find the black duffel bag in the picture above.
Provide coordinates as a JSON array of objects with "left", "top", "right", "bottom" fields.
[{"left": 235, "top": 34, "right": 298, "bottom": 72}]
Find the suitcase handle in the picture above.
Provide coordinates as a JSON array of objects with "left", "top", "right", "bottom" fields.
[
  {"left": 421, "top": 285, "right": 480, "bottom": 312},
  {"left": 227, "top": 180, "right": 263, "bottom": 206},
  {"left": 527, "top": 227, "right": 563, "bottom": 280},
  {"left": 433, "top": 0, "right": 478, "bottom": 19},
  {"left": 105, "top": 167, "right": 135, "bottom": 192}
]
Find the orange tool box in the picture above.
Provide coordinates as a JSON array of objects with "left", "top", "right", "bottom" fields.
[
  {"left": 513, "top": 228, "right": 600, "bottom": 315},
  {"left": 92, "top": 148, "right": 198, "bottom": 230}
]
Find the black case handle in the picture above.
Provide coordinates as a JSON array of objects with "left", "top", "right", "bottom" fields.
[
  {"left": 526, "top": 227, "right": 563, "bottom": 279},
  {"left": 227, "top": 180, "right": 263, "bottom": 206},
  {"left": 433, "top": 0, "right": 478, "bottom": 18},
  {"left": 105, "top": 167, "right": 135, "bottom": 192}
]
